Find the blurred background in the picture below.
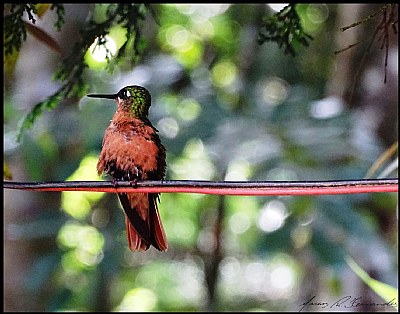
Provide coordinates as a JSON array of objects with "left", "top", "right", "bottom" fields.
[{"left": 4, "top": 4, "right": 398, "bottom": 311}]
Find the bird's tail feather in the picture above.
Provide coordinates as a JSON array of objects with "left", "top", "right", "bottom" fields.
[
  {"left": 118, "top": 193, "right": 167, "bottom": 252},
  {"left": 149, "top": 194, "right": 168, "bottom": 251}
]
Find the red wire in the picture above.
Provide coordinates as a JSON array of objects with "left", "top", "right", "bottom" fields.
[{"left": 3, "top": 179, "right": 398, "bottom": 196}]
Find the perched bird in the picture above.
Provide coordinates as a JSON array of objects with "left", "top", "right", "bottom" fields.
[{"left": 87, "top": 85, "right": 167, "bottom": 252}]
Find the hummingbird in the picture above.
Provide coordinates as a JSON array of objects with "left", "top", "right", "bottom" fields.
[{"left": 87, "top": 85, "right": 168, "bottom": 252}]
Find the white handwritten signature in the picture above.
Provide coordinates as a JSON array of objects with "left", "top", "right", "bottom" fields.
[{"left": 299, "top": 295, "right": 397, "bottom": 312}]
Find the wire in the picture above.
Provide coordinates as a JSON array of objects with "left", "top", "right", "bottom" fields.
[{"left": 3, "top": 178, "right": 398, "bottom": 196}]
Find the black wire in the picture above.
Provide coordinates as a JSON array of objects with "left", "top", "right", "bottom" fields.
[{"left": 3, "top": 178, "right": 398, "bottom": 190}]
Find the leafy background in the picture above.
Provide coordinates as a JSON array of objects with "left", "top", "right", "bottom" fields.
[{"left": 4, "top": 4, "right": 398, "bottom": 311}]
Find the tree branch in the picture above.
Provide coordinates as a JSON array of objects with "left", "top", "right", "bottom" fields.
[{"left": 3, "top": 178, "right": 398, "bottom": 196}]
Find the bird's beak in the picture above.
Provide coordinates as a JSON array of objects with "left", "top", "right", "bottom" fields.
[{"left": 87, "top": 93, "right": 118, "bottom": 99}]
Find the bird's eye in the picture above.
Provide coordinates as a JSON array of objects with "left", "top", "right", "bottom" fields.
[{"left": 119, "top": 89, "right": 131, "bottom": 99}]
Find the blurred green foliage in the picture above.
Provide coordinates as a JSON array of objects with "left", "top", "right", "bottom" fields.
[
  {"left": 4, "top": 4, "right": 39, "bottom": 55},
  {"left": 258, "top": 4, "right": 313, "bottom": 56},
  {"left": 4, "top": 3, "right": 397, "bottom": 312}
]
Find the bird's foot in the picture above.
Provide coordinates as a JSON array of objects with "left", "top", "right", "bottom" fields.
[
  {"left": 129, "top": 179, "right": 138, "bottom": 188},
  {"left": 111, "top": 178, "right": 119, "bottom": 188}
]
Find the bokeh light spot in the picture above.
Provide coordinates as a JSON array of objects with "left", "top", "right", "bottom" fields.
[
  {"left": 310, "top": 96, "right": 344, "bottom": 119},
  {"left": 175, "top": 4, "right": 230, "bottom": 20},
  {"left": 166, "top": 25, "right": 191, "bottom": 49},
  {"left": 229, "top": 212, "right": 251, "bottom": 234},
  {"left": 225, "top": 159, "right": 252, "bottom": 181},
  {"left": 291, "top": 225, "right": 312, "bottom": 249},
  {"left": 58, "top": 223, "right": 104, "bottom": 268},
  {"left": 170, "top": 139, "right": 216, "bottom": 180},
  {"left": 258, "top": 200, "right": 288, "bottom": 233},
  {"left": 157, "top": 117, "right": 180, "bottom": 138},
  {"left": 116, "top": 288, "right": 157, "bottom": 311},
  {"left": 260, "top": 77, "right": 289, "bottom": 106},
  {"left": 307, "top": 4, "right": 329, "bottom": 24},
  {"left": 245, "top": 262, "right": 267, "bottom": 285},
  {"left": 177, "top": 98, "right": 201, "bottom": 121},
  {"left": 211, "top": 60, "right": 237, "bottom": 88},
  {"left": 62, "top": 155, "right": 104, "bottom": 220},
  {"left": 89, "top": 36, "right": 117, "bottom": 62},
  {"left": 270, "top": 264, "right": 295, "bottom": 291}
]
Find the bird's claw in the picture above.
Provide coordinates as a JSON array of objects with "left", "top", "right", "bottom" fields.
[
  {"left": 111, "top": 178, "right": 118, "bottom": 188},
  {"left": 129, "top": 179, "right": 138, "bottom": 188}
]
